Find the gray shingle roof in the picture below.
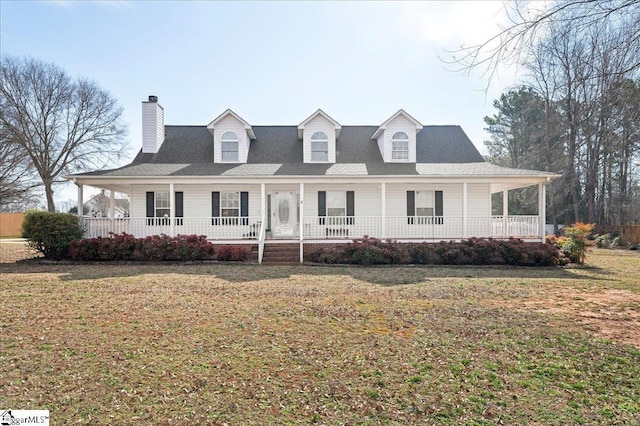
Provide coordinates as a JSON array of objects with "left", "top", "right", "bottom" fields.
[{"left": 71, "top": 124, "right": 556, "bottom": 178}]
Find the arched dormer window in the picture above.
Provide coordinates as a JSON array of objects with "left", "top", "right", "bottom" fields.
[
  {"left": 221, "top": 131, "right": 239, "bottom": 161},
  {"left": 392, "top": 131, "right": 409, "bottom": 160},
  {"left": 310, "top": 131, "right": 329, "bottom": 161}
]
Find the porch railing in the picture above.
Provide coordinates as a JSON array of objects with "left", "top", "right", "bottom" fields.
[
  {"left": 81, "top": 216, "right": 262, "bottom": 240},
  {"left": 81, "top": 215, "right": 540, "bottom": 240}
]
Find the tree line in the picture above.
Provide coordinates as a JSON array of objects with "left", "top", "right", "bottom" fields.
[{"left": 476, "top": 1, "right": 640, "bottom": 226}]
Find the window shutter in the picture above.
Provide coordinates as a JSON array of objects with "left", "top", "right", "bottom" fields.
[
  {"left": 146, "top": 192, "right": 154, "bottom": 217},
  {"left": 318, "top": 191, "right": 326, "bottom": 216},
  {"left": 407, "top": 191, "right": 415, "bottom": 216},
  {"left": 346, "top": 191, "right": 355, "bottom": 225},
  {"left": 212, "top": 191, "right": 220, "bottom": 225},
  {"left": 318, "top": 191, "right": 326, "bottom": 225},
  {"left": 407, "top": 191, "right": 415, "bottom": 225},
  {"left": 346, "top": 191, "right": 354, "bottom": 216},
  {"left": 240, "top": 191, "right": 249, "bottom": 225},
  {"left": 212, "top": 192, "right": 220, "bottom": 217},
  {"left": 240, "top": 192, "right": 249, "bottom": 217},
  {"left": 175, "top": 192, "right": 184, "bottom": 217},
  {"left": 435, "top": 191, "right": 443, "bottom": 216}
]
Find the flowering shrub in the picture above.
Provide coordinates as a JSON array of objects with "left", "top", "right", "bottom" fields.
[
  {"left": 548, "top": 222, "right": 595, "bottom": 264},
  {"left": 306, "top": 237, "right": 562, "bottom": 266},
  {"left": 69, "top": 233, "right": 216, "bottom": 261}
]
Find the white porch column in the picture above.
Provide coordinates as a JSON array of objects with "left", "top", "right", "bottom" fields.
[
  {"left": 77, "top": 183, "right": 83, "bottom": 216},
  {"left": 299, "top": 182, "right": 304, "bottom": 263},
  {"left": 503, "top": 190, "right": 508, "bottom": 237},
  {"left": 539, "top": 183, "right": 546, "bottom": 241},
  {"left": 260, "top": 183, "right": 266, "bottom": 225},
  {"left": 169, "top": 183, "right": 175, "bottom": 237},
  {"left": 462, "top": 182, "right": 468, "bottom": 239},
  {"left": 110, "top": 190, "right": 116, "bottom": 218},
  {"left": 381, "top": 182, "right": 386, "bottom": 239}
]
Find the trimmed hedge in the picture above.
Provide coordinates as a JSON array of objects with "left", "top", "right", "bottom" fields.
[
  {"left": 69, "top": 233, "right": 221, "bottom": 261},
  {"left": 304, "top": 237, "right": 564, "bottom": 266},
  {"left": 22, "top": 211, "right": 84, "bottom": 260}
]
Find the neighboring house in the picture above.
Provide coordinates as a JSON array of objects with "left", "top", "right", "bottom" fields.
[
  {"left": 84, "top": 190, "right": 129, "bottom": 218},
  {"left": 66, "top": 96, "right": 559, "bottom": 262}
]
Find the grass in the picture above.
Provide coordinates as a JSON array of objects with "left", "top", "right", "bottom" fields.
[{"left": 1, "top": 247, "right": 639, "bottom": 425}]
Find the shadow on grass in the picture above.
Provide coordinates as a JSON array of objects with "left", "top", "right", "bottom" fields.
[{"left": 0, "top": 260, "right": 612, "bottom": 286}]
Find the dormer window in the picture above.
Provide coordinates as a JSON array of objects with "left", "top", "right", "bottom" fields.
[
  {"left": 207, "top": 109, "right": 255, "bottom": 164},
  {"left": 311, "top": 131, "right": 329, "bottom": 161},
  {"left": 221, "top": 131, "right": 239, "bottom": 162},
  {"left": 371, "top": 110, "right": 423, "bottom": 163},
  {"left": 298, "top": 109, "right": 341, "bottom": 163},
  {"left": 392, "top": 132, "right": 409, "bottom": 160}
]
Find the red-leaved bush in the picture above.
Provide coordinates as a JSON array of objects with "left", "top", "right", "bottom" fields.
[
  {"left": 69, "top": 233, "right": 216, "bottom": 261},
  {"left": 215, "top": 245, "right": 250, "bottom": 262}
]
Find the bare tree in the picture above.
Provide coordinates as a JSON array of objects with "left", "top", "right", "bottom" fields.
[
  {"left": 448, "top": 0, "right": 640, "bottom": 88},
  {"left": 0, "top": 124, "right": 39, "bottom": 211},
  {"left": 0, "top": 56, "right": 127, "bottom": 212}
]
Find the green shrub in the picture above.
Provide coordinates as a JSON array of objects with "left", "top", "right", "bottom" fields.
[
  {"left": 21, "top": 210, "right": 84, "bottom": 259},
  {"left": 69, "top": 233, "right": 216, "bottom": 261},
  {"left": 306, "top": 237, "right": 562, "bottom": 266},
  {"left": 595, "top": 233, "right": 623, "bottom": 249}
]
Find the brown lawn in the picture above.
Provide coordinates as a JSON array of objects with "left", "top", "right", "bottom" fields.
[{"left": 1, "top": 242, "right": 639, "bottom": 424}]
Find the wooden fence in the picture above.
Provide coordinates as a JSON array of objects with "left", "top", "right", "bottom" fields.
[
  {"left": 0, "top": 212, "right": 25, "bottom": 237},
  {"left": 595, "top": 225, "right": 640, "bottom": 245}
]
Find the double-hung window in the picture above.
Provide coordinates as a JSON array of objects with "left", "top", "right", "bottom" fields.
[
  {"left": 327, "top": 191, "right": 346, "bottom": 218},
  {"left": 146, "top": 191, "right": 183, "bottom": 226},
  {"left": 407, "top": 190, "right": 443, "bottom": 225},
  {"left": 212, "top": 191, "right": 249, "bottom": 225},
  {"left": 310, "top": 131, "right": 329, "bottom": 162},
  {"left": 392, "top": 131, "right": 409, "bottom": 160},
  {"left": 221, "top": 131, "right": 239, "bottom": 162},
  {"left": 318, "top": 190, "right": 355, "bottom": 233},
  {"left": 221, "top": 192, "right": 240, "bottom": 218}
]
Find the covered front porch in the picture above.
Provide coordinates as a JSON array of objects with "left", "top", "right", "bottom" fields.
[
  {"left": 80, "top": 214, "right": 542, "bottom": 241},
  {"left": 75, "top": 178, "right": 548, "bottom": 242}
]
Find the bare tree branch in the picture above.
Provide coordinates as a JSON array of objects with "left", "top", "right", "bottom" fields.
[
  {"left": 0, "top": 56, "right": 128, "bottom": 211},
  {"left": 446, "top": 0, "right": 640, "bottom": 89}
]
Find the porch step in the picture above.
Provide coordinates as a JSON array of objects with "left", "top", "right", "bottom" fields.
[{"left": 261, "top": 242, "right": 300, "bottom": 264}]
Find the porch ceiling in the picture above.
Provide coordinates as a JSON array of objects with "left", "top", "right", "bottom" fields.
[{"left": 490, "top": 181, "right": 546, "bottom": 193}]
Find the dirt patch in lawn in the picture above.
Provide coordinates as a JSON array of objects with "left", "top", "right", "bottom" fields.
[
  {"left": 509, "top": 287, "right": 640, "bottom": 348},
  {"left": 0, "top": 240, "right": 41, "bottom": 263}
]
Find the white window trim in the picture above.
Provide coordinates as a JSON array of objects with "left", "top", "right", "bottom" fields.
[
  {"left": 415, "top": 190, "right": 434, "bottom": 217},
  {"left": 155, "top": 191, "right": 170, "bottom": 218},
  {"left": 220, "top": 191, "right": 240, "bottom": 217},
  {"left": 220, "top": 131, "right": 239, "bottom": 162},
  {"left": 327, "top": 190, "right": 347, "bottom": 217},
  {"left": 391, "top": 132, "right": 409, "bottom": 160},
  {"left": 310, "top": 131, "right": 329, "bottom": 162}
]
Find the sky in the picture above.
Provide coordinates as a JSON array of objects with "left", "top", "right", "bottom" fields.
[{"left": 1, "top": 0, "right": 519, "bottom": 208}]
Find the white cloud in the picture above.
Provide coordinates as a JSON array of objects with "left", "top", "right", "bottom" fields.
[{"left": 398, "top": 1, "right": 508, "bottom": 47}]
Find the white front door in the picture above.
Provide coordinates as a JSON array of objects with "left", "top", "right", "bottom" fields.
[{"left": 273, "top": 191, "right": 298, "bottom": 237}]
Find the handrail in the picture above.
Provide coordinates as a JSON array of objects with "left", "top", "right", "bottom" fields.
[{"left": 257, "top": 214, "right": 266, "bottom": 264}]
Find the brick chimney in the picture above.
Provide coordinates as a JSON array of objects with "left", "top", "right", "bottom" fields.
[{"left": 142, "top": 95, "right": 164, "bottom": 153}]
